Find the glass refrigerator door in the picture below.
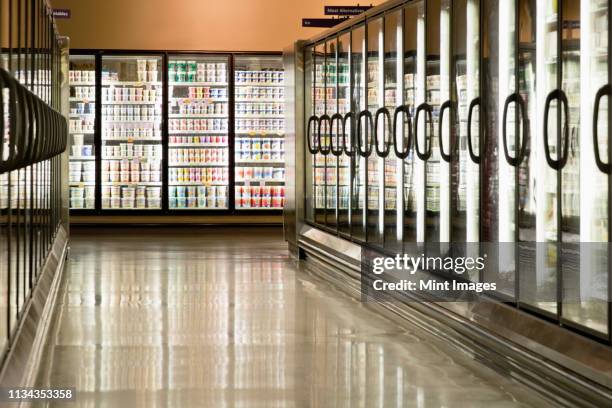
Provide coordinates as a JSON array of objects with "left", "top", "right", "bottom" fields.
[
  {"left": 314, "top": 43, "right": 326, "bottom": 225},
  {"left": 305, "top": 46, "right": 315, "bottom": 223},
  {"left": 234, "top": 55, "right": 285, "bottom": 210},
  {"left": 351, "top": 26, "right": 366, "bottom": 241},
  {"left": 568, "top": 0, "right": 609, "bottom": 335},
  {"left": 366, "top": 17, "right": 383, "bottom": 246},
  {"left": 338, "top": 33, "right": 351, "bottom": 236},
  {"left": 482, "top": 0, "right": 515, "bottom": 298},
  {"left": 101, "top": 55, "right": 163, "bottom": 210},
  {"left": 169, "top": 55, "right": 229, "bottom": 210},
  {"left": 325, "top": 39, "right": 338, "bottom": 229},
  {"left": 68, "top": 55, "right": 97, "bottom": 210},
  {"left": 425, "top": 0, "right": 441, "bottom": 247},
  {"left": 402, "top": 1, "right": 424, "bottom": 249},
  {"left": 384, "top": 10, "right": 402, "bottom": 253}
]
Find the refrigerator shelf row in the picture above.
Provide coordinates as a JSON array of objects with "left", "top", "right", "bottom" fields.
[
  {"left": 169, "top": 81, "right": 228, "bottom": 87},
  {"left": 69, "top": 53, "right": 285, "bottom": 212},
  {"left": 235, "top": 82, "right": 284, "bottom": 87},
  {"left": 102, "top": 81, "right": 163, "bottom": 86},
  {"left": 168, "top": 163, "right": 229, "bottom": 167}
]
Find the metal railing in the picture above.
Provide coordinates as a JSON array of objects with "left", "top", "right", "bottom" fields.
[{"left": 0, "top": 0, "right": 67, "bottom": 363}]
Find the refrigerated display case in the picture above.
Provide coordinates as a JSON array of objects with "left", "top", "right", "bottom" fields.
[
  {"left": 67, "top": 50, "right": 284, "bottom": 216},
  {"left": 234, "top": 55, "right": 286, "bottom": 210},
  {"left": 295, "top": 0, "right": 612, "bottom": 346},
  {"left": 69, "top": 55, "right": 97, "bottom": 210},
  {"left": 168, "top": 55, "right": 229, "bottom": 210},
  {"left": 101, "top": 55, "right": 164, "bottom": 210}
]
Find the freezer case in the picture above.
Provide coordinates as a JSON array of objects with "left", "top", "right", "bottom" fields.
[
  {"left": 101, "top": 55, "right": 164, "bottom": 210},
  {"left": 68, "top": 55, "right": 97, "bottom": 210},
  {"left": 234, "top": 55, "right": 286, "bottom": 210},
  {"left": 168, "top": 54, "right": 230, "bottom": 210}
]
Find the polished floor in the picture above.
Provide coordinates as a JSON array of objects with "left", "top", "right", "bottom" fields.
[{"left": 35, "top": 227, "right": 552, "bottom": 407}]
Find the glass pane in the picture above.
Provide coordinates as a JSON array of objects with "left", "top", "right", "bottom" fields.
[
  {"left": 367, "top": 17, "right": 383, "bottom": 246},
  {"left": 384, "top": 10, "right": 402, "bottom": 253},
  {"left": 482, "top": 0, "right": 515, "bottom": 298},
  {"left": 527, "top": 0, "right": 556, "bottom": 313},
  {"left": 352, "top": 26, "right": 366, "bottom": 241},
  {"left": 314, "top": 43, "right": 326, "bottom": 225},
  {"left": 305, "top": 46, "right": 315, "bottom": 223},
  {"left": 338, "top": 33, "right": 351, "bottom": 235},
  {"left": 564, "top": 0, "right": 608, "bottom": 334},
  {"left": 234, "top": 55, "right": 285, "bottom": 210},
  {"left": 326, "top": 39, "right": 338, "bottom": 229},
  {"left": 403, "top": 1, "right": 423, "bottom": 248},
  {"left": 169, "top": 55, "right": 229, "bottom": 210},
  {"left": 68, "top": 55, "right": 96, "bottom": 210},
  {"left": 425, "top": 0, "right": 441, "bottom": 247},
  {"left": 101, "top": 55, "right": 163, "bottom": 210}
]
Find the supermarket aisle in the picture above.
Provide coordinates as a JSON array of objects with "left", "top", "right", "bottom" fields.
[{"left": 36, "top": 227, "right": 550, "bottom": 407}]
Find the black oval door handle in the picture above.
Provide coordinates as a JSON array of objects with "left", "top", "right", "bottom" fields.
[
  {"left": 593, "top": 84, "right": 611, "bottom": 174},
  {"left": 414, "top": 102, "right": 433, "bottom": 161},
  {"left": 342, "top": 112, "right": 355, "bottom": 157},
  {"left": 318, "top": 114, "right": 332, "bottom": 156},
  {"left": 356, "top": 110, "right": 374, "bottom": 158},
  {"left": 502, "top": 92, "right": 528, "bottom": 167},
  {"left": 438, "top": 100, "right": 452, "bottom": 163},
  {"left": 393, "top": 105, "right": 413, "bottom": 160},
  {"left": 374, "top": 107, "right": 392, "bottom": 158},
  {"left": 329, "top": 113, "right": 344, "bottom": 157},
  {"left": 467, "top": 97, "right": 481, "bottom": 164},
  {"left": 543, "top": 89, "right": 569, "bottom": 170},
  {"left": 306, "top": 115, "right": 320, "bottom": 155}
]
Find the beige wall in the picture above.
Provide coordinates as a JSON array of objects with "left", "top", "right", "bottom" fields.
[{"left": 51, "top": 0, "right": 385, "bottom": 52}]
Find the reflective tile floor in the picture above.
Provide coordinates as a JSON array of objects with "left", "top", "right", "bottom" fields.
[{"left": 35, "top": 227, "right": 552, "bottom": 407}]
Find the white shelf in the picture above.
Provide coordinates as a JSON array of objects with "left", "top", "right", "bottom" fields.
[
  {"left": 170, "top": 97, "right": 228, "bottom": 102},
  {"left": 102, "top": 119, "right": 161, "bottom": 124},
  {"left": 168, "top": 144, "right": 228, "bottom": 148},
  {"left": 235, "top": 98, "right": 283, "bottom": 103},
  {"left": 235, "top": 115, "right": 284, "bottom": 119},
  {"left": 69, "top": 97, "right": 95, "bottom": 102},
  {"left": 101, "top": 181, "right": 162, "bottom": 186},
  {"left": 236, "top": 132, "right": 285, "bottom": 136},
  {"left": 70, "top": 113, "right": 95, "bottom": 118},
  {"left": 169, "top": 182, "right": 229, "bottom": 186},
  {"left": 169, "top": 130, "right": 228, "bottom": 135},
  {"left": 103, "top": 81, "right": 163, "bottom": 86},
  {"left": 102, "top": 156, "right": 160, "bottom": 161},
  {"left": 235, "top": 160, "right": 284, "bottom": 165},
  {"left": 235, "top": 82, "right": 284, "bottom": 87},
  {"left": 102, "top": 138, "right": 162, "bottom": 142},
  {"left": 102, "top": 100, "right": 160, "bottom": 105},
  {"left": 169, "top": 163, "right": 228, "bottom": 167},
  {"left": 70, "top": 82, "right": 95, "bottom": 86},
  {"left": 70, "top": 181, "right": 96, "bottom": 186},
  {"left": 70, "top": 131, "right": 95, "bottom": 135},
  {"left": 70, "top": 156, "right": 95, "bottom": 161},
  {"left": 236, "top": 179, "right": 285, "bottom": 183},
  {"left": 169, "top": 114, "right": 227, "bottom": 118},
  {"left": 169, "top": 82, "right": 228, "bottom": 87}
]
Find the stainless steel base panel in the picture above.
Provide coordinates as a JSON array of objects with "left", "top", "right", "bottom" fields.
[
  {"left": 298, "top": 225, "right": 612, "bottom": 408},
  {"left": 0, "top": 226, "right": 69, "bottom": 392}
]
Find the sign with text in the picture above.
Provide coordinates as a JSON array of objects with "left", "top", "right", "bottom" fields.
[
  {"left": 302, "top": 18, "right": 349, "bottom": 28},
  {"left": 53, "top": 9, "right": 71, "bottom": 19},
  {"left": 324, "top": 5, "right": 372, "bottom": 15}
]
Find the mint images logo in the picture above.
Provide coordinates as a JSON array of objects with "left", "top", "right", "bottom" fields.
[{"left": 372, "top": 253, "right": 487, "bottom": 275}]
